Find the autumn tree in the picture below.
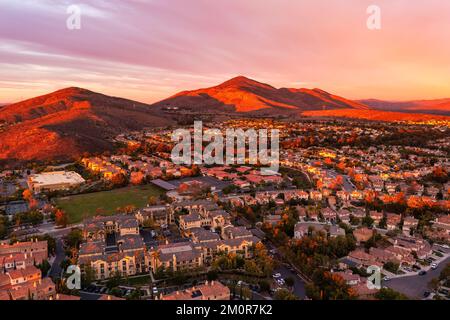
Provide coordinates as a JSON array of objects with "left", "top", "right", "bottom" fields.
[{"left": 55, "top": 209, "right": 69, "bottom": 227}]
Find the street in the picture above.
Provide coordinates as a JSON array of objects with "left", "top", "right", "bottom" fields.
[
  {"left": 49, "top": 238, "right": 65, "bottom": 279},
  {"left": 386, "top": 256, "right": 450, "bottom": 299},
  {"left": 273, "top": 264, "right": 307, "bottom": 299}
]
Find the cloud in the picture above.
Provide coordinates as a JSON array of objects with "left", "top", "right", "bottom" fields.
[{"left": 0, "top": 0, "right": 450, "bottom": 103}]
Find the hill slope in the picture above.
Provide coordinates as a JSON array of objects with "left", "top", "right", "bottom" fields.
[
  {"left": 0, "top": 88, "right": 172, "bottom": 162},
  {"left": 152, "top": 76, "right": 369, "bottom": 114},
  {"left": 301, "top": 109, "right": 450, "bottom": 122},
  {"left": 359, "top": 98, "right": 450, "bottom": 115}
]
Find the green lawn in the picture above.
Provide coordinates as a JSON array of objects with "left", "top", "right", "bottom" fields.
[{"left": 55, "top": 185, "right": 164, "bottom": 223}]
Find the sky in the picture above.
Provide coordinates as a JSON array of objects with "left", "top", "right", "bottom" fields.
[{"left": 1, "top": 0, "right": 450, "bottom": 104}]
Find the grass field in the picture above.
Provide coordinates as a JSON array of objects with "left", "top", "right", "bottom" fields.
[{"left": 55, "top": 185, "right": 164, "bottom": 223}]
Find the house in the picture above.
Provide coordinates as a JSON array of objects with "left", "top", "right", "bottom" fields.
[
  {"left": 222, "top": 226, "right": 253, "bottom": 240},
  {"left": 263, "top": 215, "right": 282, "bottom": 226},
  {"left": 368, "top": 247, "right": 398, "bottom": 265},
  {"left": 310, "top": 191, "right": 323, "bottom": 202},
  {"left": 337, "top": 209, "right": 351, "bottom": 224},
  {"left": 136, "top": 205, "right": 173, "bottom": 226},
  {"left": 160, "top": 281, "right": 230, "bottom": 300},
  {"left": 321, "top": 208, "right": 337, "bottom": 222},
  {"left": 334, "top": 270, "right": 361, "bottom": 286},
  {"left": 386, "top": 213, "right": 401, "bottom": 231},
  {"left": 433, "top": 215, "right": 450, "bottom": 235},
  {"left": 351, "top": 208, "right": 366, "bottom": 220},
  {"left": 347, "top": 249, "right": 381, "bottom": 268},
  {"left": 294, "top": 222, "right": 327, "bottom": 239},
  {"left": 329, "top": 226, "right": 346, "bottom": 238},
  {"left": 353, "top": 227, "right": 374, "bottom": 243},
  {"left": 369, "top": 211, "right": 383, "bottom": 224},
  {"left": 0, "top": 239, "right": 48, "bottom": 266},
  {"left": 151, "top": 242, "right": 203, "bottom": 272},
  {"left": 402, "top": 216, "right": 419, "bottom": 234}
]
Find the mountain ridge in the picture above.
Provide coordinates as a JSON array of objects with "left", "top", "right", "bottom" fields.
[{"left": 153, "top": 76, "right": 369, "bottom": 114}]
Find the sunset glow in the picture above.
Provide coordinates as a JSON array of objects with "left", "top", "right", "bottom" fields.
[{"left": 1, "top": 0, "right": 450, "bottom": 104}]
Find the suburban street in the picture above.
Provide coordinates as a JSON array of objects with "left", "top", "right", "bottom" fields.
[
  {"left": 273, "top": 264, "right": 307, "bottom": 299},
  {"left": 49, "top": 238, "right": 65, "bottom": 279},
  {"left": 386, "top": 256, "right": 450, "bottom": 299}
]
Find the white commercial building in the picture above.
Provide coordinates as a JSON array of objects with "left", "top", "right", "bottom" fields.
[{"left": 27, "top": 171, "right": 85, "bottom": 193}]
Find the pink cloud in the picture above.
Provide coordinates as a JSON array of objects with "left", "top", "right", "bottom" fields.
[{"left": 1, "top": 0, "right": 450, "bottom": 103}]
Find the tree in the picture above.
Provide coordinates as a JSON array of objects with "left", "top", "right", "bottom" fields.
[
  {"left": 362, "top": 215, "right": 374, "bottom": 228},
  {"left": 148, "top": 196, "right": 158, "bottom": 206},
  {"left": 285, "top": 276, "right": 295, "bottom": 287},
  {"left": 55, "top": 209, "right": 69, "bottom": 227},
  {"left": 130, "top": 172, "right": 145, "bottom": 185},
  {"left": 428, "top": 278, "right": 440, "bottom": 291},
  {"left": 82, "top": 265, "right": 96, "bottom": 288},
  {"left": 64, "top": 229, "right": 83, "bottom": 250},
  {"left": 37, "top": 260, "right": 51, "bottom": 276},
  {"left": 375, "top": 288, "right": 408, "bottom": 300},
  {"left": 383, "top": 261, "right": 399, "bottom": 274},
  {"left": 439, "top": 263, "right": 450, "bottom": 281},
  {"left": 259, "top": 280, "right": 271, "bottom": 293},
  {"left": 274, "top": 288, "right": 298, "bottom": 300},
  {"left": 22, "top": 189, "right": 33, "bottom": 201},
  {"left": 106, "top": 272, "right": 123, "bottom": 290},
  {"left": 111, "top": 173, "right": 128, "bottom": 187},
  {"left": 207, "top": 270, "right": 218, "bottom": 281},
  {"left": 306, "top": 270, "right": 356, "bottom": 300}
]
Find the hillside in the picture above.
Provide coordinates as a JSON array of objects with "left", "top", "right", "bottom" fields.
[
  {"left": 152, "top": 76, "right": 369, "bottom": 114},
  {"left": 301, "top": 109, "right": 450, "bottom": 123},
  {"left": 359, "top": 98, "right": 450, "bottom": 116},
  {"left": 0, "top": 88, "right": 173, "bottom": 162}
]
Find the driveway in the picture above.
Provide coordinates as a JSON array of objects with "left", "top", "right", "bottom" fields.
[{"left": 386, "top": 256, "right": 450, "bottom": 299}]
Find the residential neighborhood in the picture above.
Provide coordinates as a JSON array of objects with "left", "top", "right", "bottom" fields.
[{"left": 0, "top": 118, "right": 449, "bottom": 301}]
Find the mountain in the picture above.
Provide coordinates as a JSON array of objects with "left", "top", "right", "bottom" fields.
[
  {"left": 152, "top": 76, "right": 369, "bottom": 114},
  {"left": 359, "top": 98, "right": 450, "bottom": 116},
  {"left": 0, "top": 87, "right": 173, "bottom": 163},
  {"left": 301, "top": 109, "right": 450, "bottom": 122}
]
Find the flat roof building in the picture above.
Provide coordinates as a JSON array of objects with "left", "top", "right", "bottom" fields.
[{"left": 27, "top": 171, "right": 85, "bottom": 193}]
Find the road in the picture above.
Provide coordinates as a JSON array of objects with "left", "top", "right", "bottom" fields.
[
  {"left": 386, "top": 256, "right": 450, "bottom": 299},
  {"left": 49, "top": 238, "right": 65, "bottom": 279},
  {"left": 274, "top": 264, "right": 307, "bottom": 299}
]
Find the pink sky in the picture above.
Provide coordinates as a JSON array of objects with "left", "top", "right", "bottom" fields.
[{"left": 1, "top": 0, "right": 450, "bottom": 104}]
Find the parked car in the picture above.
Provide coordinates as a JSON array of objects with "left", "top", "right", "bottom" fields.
[
  {"left": 423, "top": 291, "right": 431, "bottom": 298},
  {"left": 418, "top": 271, "right": 427, "bottom": 276},
  {"left": 272, "top": 273, "right": 282, "bottom": 279},
  {"left": 383, "top": 276, "right": 391, "bottom": 282},
  {"left": 431, "top": 263, "right": 438, "bottom": 270}
]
